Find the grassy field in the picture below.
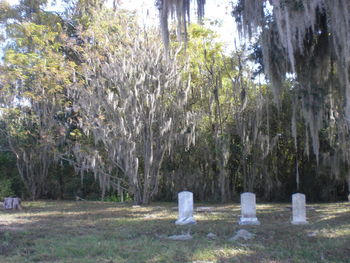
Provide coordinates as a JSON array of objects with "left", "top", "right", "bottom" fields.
[{"left": 0, "top": 201, "right": 349, "bottom": 263}]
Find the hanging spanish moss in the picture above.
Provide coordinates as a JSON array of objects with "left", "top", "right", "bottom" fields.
[
  {"left": 233, "top": 0, "right": 350, "bottom": 167},
  {"left": 148, "top": 0, "right": 350, "bottom": 193},
  {"left": 67, "top": 9, "right": 194, "bottom": 204}
]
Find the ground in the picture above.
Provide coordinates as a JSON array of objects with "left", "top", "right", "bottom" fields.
[{"left": 0, "top": 201, "right": 349, "bottom": 263}]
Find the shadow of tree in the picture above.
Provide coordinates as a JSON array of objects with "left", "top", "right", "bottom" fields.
[{"left": 0, "top": 201, "right": 348, "bottom": 263}]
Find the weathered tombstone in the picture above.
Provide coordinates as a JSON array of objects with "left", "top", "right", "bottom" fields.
[
  {"left": 175, "top": 191, "right": 196, "bottom": 225},
  {"left": 291, "top": 193, "right": 308, "bottom": 225},
  {"left": 3, "top": 197, "right": 21, "bottom": 210},
  {"left": 3, "top": 197, "right": 13, "bottom": 209},
  {"left": 12, "top": 198, "right": 22, "bottom": 210},
  {"left": 239, "top": 192, "right": 260, "bottom": 225}
]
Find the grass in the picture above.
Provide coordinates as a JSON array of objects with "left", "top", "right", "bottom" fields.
[{"left": 0, "top": 201, "right": 349, "bottom": 263}]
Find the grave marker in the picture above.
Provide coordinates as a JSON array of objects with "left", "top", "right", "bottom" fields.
[
  {"left": 239, "top": 192, "right": 260, "bottom": 225},
  {"left": 175, "top": 191, "right": 196, "bottom": 225},
  {"left": 291, "top": 193, "right": 308, "bottom": 225}
]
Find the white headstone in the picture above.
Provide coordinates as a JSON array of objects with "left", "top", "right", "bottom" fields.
[
  {"left": 175, "top": 191, "right": 196, "bottom": 225},
  {"left": 239, "top": 192, "right": 260, "bottom": 225},
  {"left": 291, "top": 193, "right": 308, "bottom": 225}
]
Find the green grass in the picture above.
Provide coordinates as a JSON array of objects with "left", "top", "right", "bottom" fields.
[{"left": 0, "top": 201, "right": 349, "bottom": 263}]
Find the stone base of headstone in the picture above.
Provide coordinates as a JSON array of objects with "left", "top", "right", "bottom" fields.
[
  {"left": 239, "top": 217, "right": 260, "bottom": 225},
  {"left": 291, "top": 220, "right": 308, "bottom": 225},
  {"left": 175, "top": 217, "right": 196, "bottom": 225},
  {"left": 229, "top": 229, "right": 255, "bottom": 241}
]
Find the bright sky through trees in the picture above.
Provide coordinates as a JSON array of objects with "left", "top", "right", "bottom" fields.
[
  {"left": 118, "top": 0, "right": 238, "bottom": 52},
  {"left": 6, "top": 0, "right": 238, "bottom": 52},
  {"left": 113, "top": 0, "right": 238, "bottom": 51}
]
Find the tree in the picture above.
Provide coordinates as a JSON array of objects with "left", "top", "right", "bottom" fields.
[
  {"left": 183, "top": 23, "right": 238, "bottom": 202},
  {"left": 69, "top": 9, "right": 193, "bottom": 204},
  {"left": 156, "top": 0, "right": 350, "bottom": 198},
  {"left": 0, "top": 0, "right": 74, "bottom": 199},
  {"left": 232, "top": 0, "right": 350, "bottom": 192}
]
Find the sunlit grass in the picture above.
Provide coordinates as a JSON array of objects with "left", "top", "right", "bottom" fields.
[{"left": 0, "top": 201, "right": 349, "bottom": 262}]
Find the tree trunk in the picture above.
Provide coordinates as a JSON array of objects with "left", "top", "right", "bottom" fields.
[
  {"left": 219, "top": 169, "right": 227, "bottom": 202},
  {"left": 58, "top": 166, "right": 64, "bottom": 200},
  {"left": 142, "top": 121, "right": 153, "bottom": 205}
]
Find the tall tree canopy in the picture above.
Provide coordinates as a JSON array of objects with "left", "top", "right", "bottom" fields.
[
  {"left": 158, "top": 1, "right": 350, "bottom": 150},
  {"left": 0, "top": 0, "right": 349, "bottom": 202},
  {"left": 0, "top": 0, "right": 74, "bottom": 199},
  {"left": 156, "top": 0, "right": 350, "bottom": 199}
]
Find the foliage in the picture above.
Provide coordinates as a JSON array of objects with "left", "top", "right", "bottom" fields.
[
  {"left": 0, "top": 178, "right": 14, "bottom": 200},
  {"left": 68, "top": 8, "right": 194, "bottom": 204},
  {"left": 0, "top": 0, "right": 348, "bottom": 202},
  {"left": 158, "top": 0, "right": 350, "bottom": 201},
  {"left": 0, "top": 0, "right": 75, "bottom": 199}
]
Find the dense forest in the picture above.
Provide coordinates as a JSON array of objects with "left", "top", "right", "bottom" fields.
[{"left": 0, "top": 0, "right": 349, "bottom": 204}]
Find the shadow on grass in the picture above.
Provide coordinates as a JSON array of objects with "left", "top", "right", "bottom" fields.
[{"left": 0, "top": 201, "right": 349, "bottom": 263}]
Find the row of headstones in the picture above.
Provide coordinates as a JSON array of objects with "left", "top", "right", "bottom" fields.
[
  {"left": 3, "top": 197, "right": 22, "bottom": 210},
  {"left": 176, "top": 191, "right": 308, "bottom": 225}
]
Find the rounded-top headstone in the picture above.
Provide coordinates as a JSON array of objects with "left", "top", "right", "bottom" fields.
[{"left": 175, "top": 191, "right": 196, "bottom": 225}]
